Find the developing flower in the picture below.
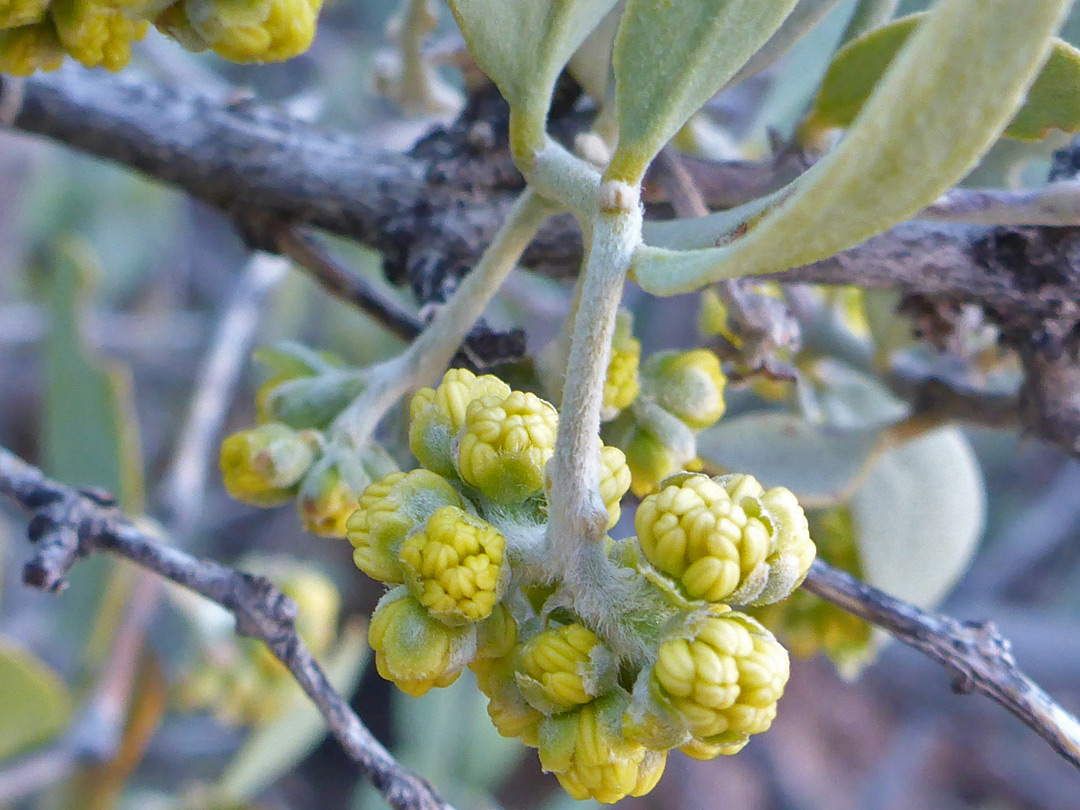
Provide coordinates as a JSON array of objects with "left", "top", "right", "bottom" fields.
[
  {"left": 182, "top": 0, "right": 321, "bottom": 62},
  {"left": 641, "top": 611, "right": 789, "bottom": 751},
  {"left": 50, "top": 0, "right": 148, "bottom": 70},
  {"left": 219, "top": 423, "right": 317, "bottom": 507},
  {"left": 538, "top": 693, "right": 666, "bottom": 804},
  {"left": 471, "top": 653, "right": 543, "bottom": 745},
  {"left": 602, "top": 338, "right": 641, "bottom": 421},
  {"left": 1, "top": 0, "right": 50, "bottom": 30},
  {"left": 474, "top": 602, "right": 518, "bottom": 661},
  {"left": 0, "top": 21, "right": 64, "bottom": 74},
  {"left": 409, "top": 368, "right": 511, "bottom": 478},
  {"left": 398, "top": 506, "right": 507, "bottom": 625},
  {"left": 642, "top": 349, "right": 727, "bottom": 430},
  {"left": 297, "top": 445, "right": 396, "bottom": 538},
  {"left": 346, "top": 469, "right": 463, "bottom": 584},
  {"left": 598, "top": 444, "right": 632, "bottom": 529},
  {"left": 455, "top": 390, "right": 558, "bottom": 504},
  {"left": 515, "top": 623, "right": 617, "bottom": 714},
  {"left": 635, "top": 473, "right": 815, "bottom": 606},
  {"left": 368, "top": 588, "right": 476, "bottom": 697}
]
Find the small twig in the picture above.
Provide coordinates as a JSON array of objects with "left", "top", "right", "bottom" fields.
[
  {"left": 921, "top": 181, "right": 1080, "bottom": 227},
  {"left": 0, "top": 446, "right": 455, "bottom": 810},
  {"left": 801, "top": 560, "right": 1080, "bottom": 770},
  {"left": 276, "top": 228, "right": 423, "bottom": 345},
  {"left": 158, "top": 252, "right": 289, "bottom": 536}
]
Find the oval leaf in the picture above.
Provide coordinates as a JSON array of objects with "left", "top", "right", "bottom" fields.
[
  {"left": 608, "top": 0, "right": 800, "bottom": 184},
  {"left": 448, "top": 0, "right": 619, "bottom": 140},
  {"left": 634, "top": 0, "right": 1073, "bottom": 294},
  {"left": 850, "top": 427, "right": 985, "bottom": 610},
  {"left": 0, "top": 641, "right": 72, "bottom": 761},
  {"left": 807, "top": 14, "right": 1080, "bottom": 142}
]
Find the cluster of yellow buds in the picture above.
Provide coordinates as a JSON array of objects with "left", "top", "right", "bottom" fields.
[
  {"left": 0, "top": 0, "right": 322, "bottom": 74},
  {"left": 176, "top": 558, "right": 341, "bottom": 725},
  {"left": 335, "top": 368, "right": 815, "bottom": 802},
  {"left": 603, "top": 337, "right": 728, "bottom": 497},
  {"left": 219, "top": 344, "right": 397, "bottom": 538}
]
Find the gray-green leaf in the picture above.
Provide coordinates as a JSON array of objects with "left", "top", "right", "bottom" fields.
[
  {"left": 608, "top": 0, "right": 800, "bottom": 184},
  {"left": 634, "top": 0, "right": 1073, "bottom": 294},
  {"left": 448, "top": 0, "right": 619, "bottom": 149}
]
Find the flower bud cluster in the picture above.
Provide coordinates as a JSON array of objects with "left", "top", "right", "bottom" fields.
[
  {"left": 347, "top": 369, "right": 633, "bottom": 705},
  {"left": 219, "top": 346, "right": 398, "bottom": 538},
  {"left": 176, "top": 557, "right": 341, "bottom": 725},
  {"left": 1, "top": 0, "right": 323, "bottom": 74},
  {"left": 597, "top": 311, "right": 730, "bottom": 498},
  {"left": 334, "top": 368, "right": 815, "bottom": 803}
]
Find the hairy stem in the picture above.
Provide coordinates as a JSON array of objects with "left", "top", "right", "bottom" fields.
[
  {"left": 546, "top": 182, "right": 642, "bottom": 582},
  {"left": 332, "top": 188, "right": 552, "bottom": 446}
]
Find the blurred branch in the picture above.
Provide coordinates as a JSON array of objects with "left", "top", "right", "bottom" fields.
[
  {"left": 0, "top": 254, "right": 286, "bottom": 804},
  {"left": 275, "top": 228, "right": 424, "bottom": 345},
  {"left": 0, "top": 446, "right": 455, "bottom": 810},
  {"left": 801, "top": 560, "right": 1080, "bottom": 770}
]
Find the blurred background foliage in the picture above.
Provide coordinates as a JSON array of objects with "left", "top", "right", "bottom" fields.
[{"left": 1, "top": 1, "right": 1080, "bottom": 809}]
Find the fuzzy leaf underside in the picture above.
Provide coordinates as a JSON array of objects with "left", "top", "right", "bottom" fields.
[{"left": 633, "top": 0, "right": 1072, "bottom": 295}]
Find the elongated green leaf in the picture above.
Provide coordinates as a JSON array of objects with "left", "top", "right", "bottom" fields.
[
  {"left": 448, "top": 0, "right": 619, "bottom": 143},
  {"left": 850, "top": 427, "right": 984, "bottom": 610},
  {"left": 608, "top": 0, "right": 800, "bottom": 183},
  {"left": 634, "top": 0, "right": 1072, "bottom": 295},
  {"left": 42, "top": 240, "right": 143, "bottom": 512},
  {"left": 0, "top": 640, "right": 72, "bottom": 761},
  {"left": 217, "top": 623, "right": 368, "bottom": 802},
  {"left": 806, "top": 14, "right": 1080, "bottom": 142}
]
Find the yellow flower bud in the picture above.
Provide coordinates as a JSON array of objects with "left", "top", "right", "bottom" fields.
[
  {"left": 455, "top": 390, "right": 558, "bottom": 504},
  {"left": 471, "top": 653, "right": 543, "bottom": 746},
  {"left": 1, "top": 0, "right": 50, "bottom": 31},
  {"left": 515, "top": 623, "right": 616, "bottom": 714},
  {"left": 182, "top": 0, "right": 321, "bottom": 63},
  {"left": 474, "top": 602, "right": 518, "bottom": 661},
  {"left": 678, "top": 737, "right": 747, "bottom": 759},
  {"left": 602, "top": 339, "right": 641, "bottom": 421},
  {"left": 251, "top": 564, "right": 340, "bottom": 679},
  {"left": 50, "top": 0, "right": 148, "bottom": 70},
  {"left": 538, "top": 694, "right": 666, "bottom": 804},
  {"left": 757, "top": 482, "right": 816, "bottom": 603},
  {"left": 598, "top": 444, "right": 631, "bottom": 530},
  {"left": 409, "top": 369, "right": 511, "bottom": 478},
  {"left": 624, "top": 426, "right": 682, "bottom": 498},
  {"left": 635, "top": 473, "right": 772, "bottom": 604},
  {"left": 346, "top": 469, "right": 463, "bottom": 584},
  {"left": 284, "top": 568, "right": 340, "bottom": 657},
  {"left": 643, "top": 349, "right": 727, "bottom": 431},
  {"left": 635, "top": 473, "right": 815, "bottom": 606},
  {"left": 649, "top": 612, "right": 788, "bottom": 749},
  {"left": 368, "top": 589, "right": 475, "bottom": 697},
  {"left": 297, "top": 446, "right": 396, "bottom": 538},
  {"left": 399, "top": 506, "right": 507, "bottom": 625},
  {"left": 621, "top": 404, "right": 698, "bottom": 498},
  {"left": 219, "top": 423, "right": 316, "bottom": 507},
  {"left": 0, "top": 21, "right": 63, "bottom": 75}
]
